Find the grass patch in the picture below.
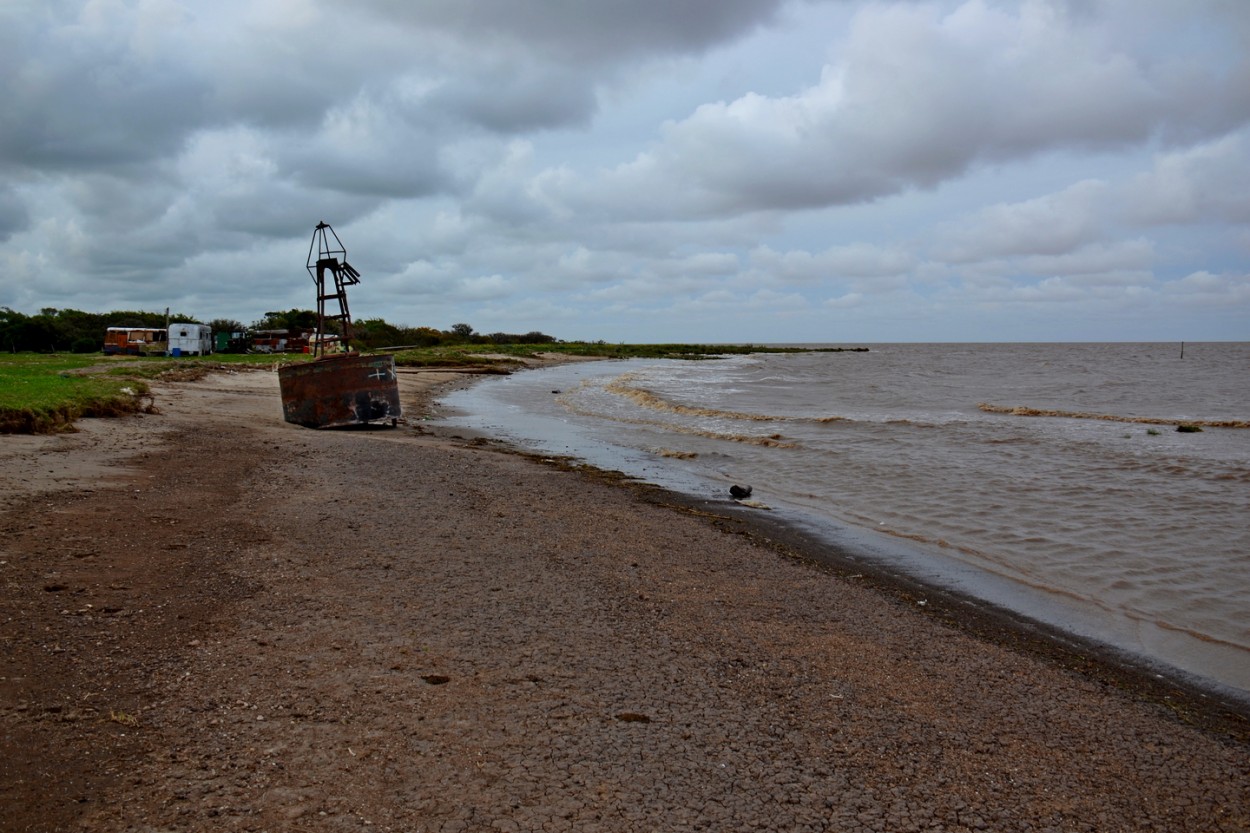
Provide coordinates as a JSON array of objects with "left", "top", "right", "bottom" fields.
[
  {"left": 0, "top": 354, "right": 159, "bottom": 434},
  {"left": 392, "top": 348, "right": 525, "bottom": 371},
  {"left": 527, "top": 342, "right": 862, "bottom": 359},
  {"left": 0, "top": 352, "right": 307, "bottom": 434},
  {"left": 392, "top": 341, "right": 864, "bottom": 369},
  {"left": 1176, "top": 424, "right": 1203, "bottom": 433}
]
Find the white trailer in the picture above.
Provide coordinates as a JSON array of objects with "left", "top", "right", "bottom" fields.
[{"left": 167, "top": 323, "right": 213, "bottom": 356}]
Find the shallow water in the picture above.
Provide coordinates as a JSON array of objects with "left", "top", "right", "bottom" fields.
[{"left": 439, "top": 343, "right": 1250, "bottom": 695}]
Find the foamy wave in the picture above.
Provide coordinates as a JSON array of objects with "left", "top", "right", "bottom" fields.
[
  {"left": 556, "top": 384, "right": 797, "bottom": 448},
  {"left": 604, "top": 374, "right": 844, "bottom": 424},
  {"left": 978, "top": 403, "right": 1250, "bottom": 429}
]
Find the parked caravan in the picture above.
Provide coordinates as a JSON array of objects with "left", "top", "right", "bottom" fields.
[
  {"left": 167, "top": 323, "right": 213, "bottom": 356},
  {"left": 215, "top": 331, "right": 249, "bottom": 353},
  {"left": 251, "top": 329, "right": 311, "bottom": 353},
  {"left": 306, "top": 333, "right": 344, "bottom": 354},
  {"left": 103, "top": 327, "right": 167, "bottom": 356}
]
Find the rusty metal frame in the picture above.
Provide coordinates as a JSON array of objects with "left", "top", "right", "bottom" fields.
[{"left": 306, "top": 221, "right": 361, "bottom": 358}]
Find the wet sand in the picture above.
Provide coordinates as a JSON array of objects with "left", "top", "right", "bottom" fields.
[{"left": 1, "top": 365, "right": 1247, "bottom": 832}]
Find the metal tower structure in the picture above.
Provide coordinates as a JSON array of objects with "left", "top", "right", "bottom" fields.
[{"left": 305, "top": 221, "right": 361, "bottom": 358}]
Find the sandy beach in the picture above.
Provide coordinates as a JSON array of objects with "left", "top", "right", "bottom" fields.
[{"left": 1, "top": 364, "right": 1248, "bottom": 833}]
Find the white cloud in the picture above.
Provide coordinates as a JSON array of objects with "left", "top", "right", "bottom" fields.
[
  {"left": 1161, "top": 270, "right": 1250, "bottom": 306},
  {"left": 750, "top": 243, "right": 914, "bottom": 282},
  {"left": 1125, "top": 132, "right": 1250, "bottom": 225},
  {"left": 459, "top": 274, "right": 512, "bottom": 301},
  {"left": 824, "top": 292, "right": 865, "bottom": 309},
  {"left": 1017, "top": 240, "right": 1155, "bottom": 279},
  {"left": 934, "top": 180, "right": 1109, "bottom": 262}
]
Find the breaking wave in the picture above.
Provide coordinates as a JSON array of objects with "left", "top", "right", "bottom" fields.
[
  {"left": 604, "top": 373, "right": 844, "bottom": 424},
  {"left": 977, "top": 403, "right": 1250, "bottom": 429},
  {"left": 556, "top": 384, "right": 797, "bottom": 448}
]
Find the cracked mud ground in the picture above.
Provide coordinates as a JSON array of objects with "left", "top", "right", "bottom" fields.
[{"left": 1, "top": 370, "right": 1247, "bottom": 832}]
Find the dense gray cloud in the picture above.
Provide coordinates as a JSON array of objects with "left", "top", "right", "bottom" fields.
[
  {"left": 0, "top": 186, "right": 31, "bottom": 241},
  {"left": 0, "top": 0, "right": 1246, "bottom": 341},
  {"left": 355, "top": 0, "right": 800, "bottom": 63},
  {"left": 558, "top": 1, "right": 1250, "bottom": 220}
]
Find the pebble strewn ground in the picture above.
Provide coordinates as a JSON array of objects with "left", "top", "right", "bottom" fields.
[{"left": 1, "top": 371, "right": 1247, "bottom": 832}]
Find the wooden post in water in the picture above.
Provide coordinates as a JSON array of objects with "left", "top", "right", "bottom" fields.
[{"left": 1181, "top": 341, "right": 1185, "bottom": 359}]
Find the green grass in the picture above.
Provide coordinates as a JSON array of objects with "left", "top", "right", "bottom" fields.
[
  {"left": 391, "top": 341, "right": 862, "bottom": 368},
  {"left": 392, "top": 347, "right": 526, "bottom": 370},
  {"left": 0, "top": 352, "right": 309, "bottom": 433},
  {"left": 98, "top": 351, "right": 311, "bottom": 380},
  {"left": 0, "top": 354, "right": 156, "bottom": 433}
]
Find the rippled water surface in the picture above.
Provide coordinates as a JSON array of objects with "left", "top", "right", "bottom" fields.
[{"left": 440, "top": 343, "right": 1250, "bottom": 694}]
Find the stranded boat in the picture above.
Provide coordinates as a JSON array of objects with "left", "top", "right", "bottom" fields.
[{"left": 276, "top": 222, "right": 402, "bottom": 429}]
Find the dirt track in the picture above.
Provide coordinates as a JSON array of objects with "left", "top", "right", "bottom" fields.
[{"left": 1, "top": 368, "right": 1248, "bottom": 832}]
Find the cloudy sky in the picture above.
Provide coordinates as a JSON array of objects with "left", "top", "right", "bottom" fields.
[{"left": 2, "top": 0, "right": 1247, "bottom": 342}]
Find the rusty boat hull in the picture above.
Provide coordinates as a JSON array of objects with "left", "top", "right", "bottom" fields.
[{"left": 278, "top": 353, "right": 402, "bottom": 429}]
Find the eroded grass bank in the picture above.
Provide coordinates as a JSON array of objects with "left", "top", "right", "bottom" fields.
[{"left": 0, "top": 353, "right": 290, "bottom": 433}]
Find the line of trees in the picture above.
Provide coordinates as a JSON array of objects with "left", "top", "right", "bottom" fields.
[
  {"left": 0, "top": 307, "right": 200, "bottom": 354},
  {"left": 0, "top": 307, "right": 557, "bottom": 353},
  {"left": 246, "top": 309, "right": 557, "bottom": 350},
  {"left": 351, "top": 319, "right": 558, "bottom": 351}
]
